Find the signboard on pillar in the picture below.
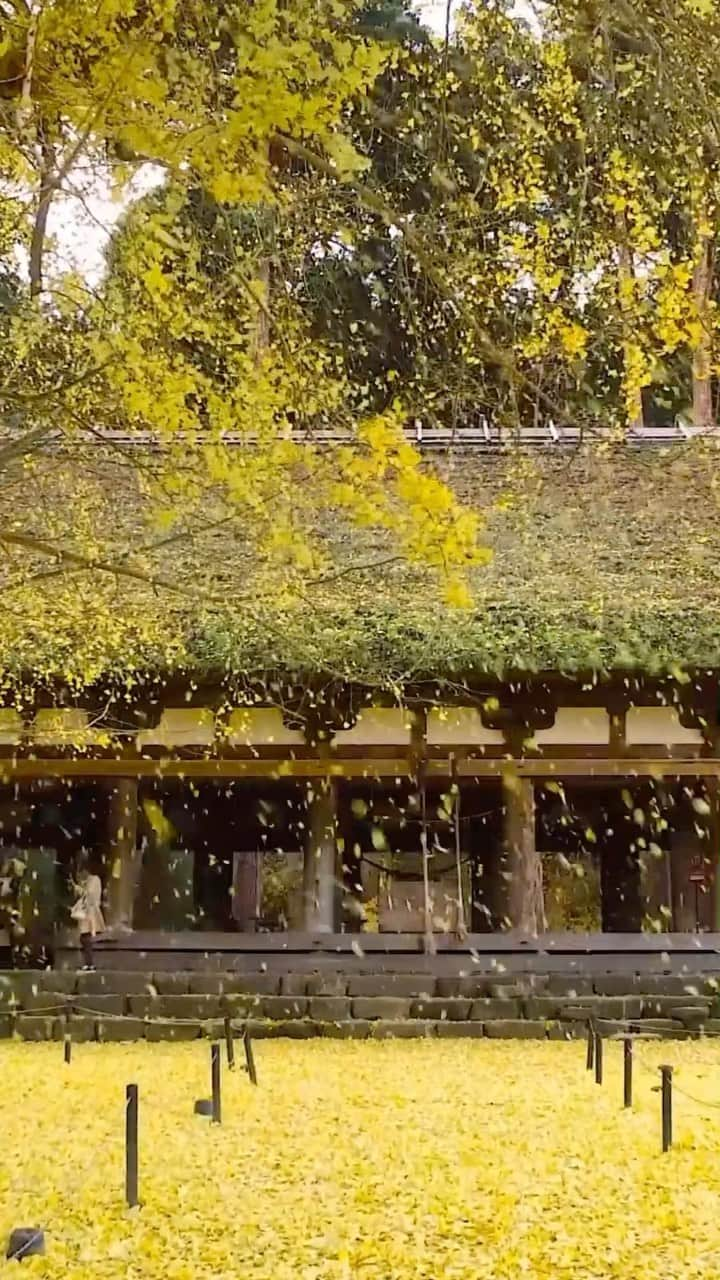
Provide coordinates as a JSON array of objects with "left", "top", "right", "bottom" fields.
[
  {"left": 689, "top": 856, "right": 706, "bottom": 886},
  {"left": 232, "top": 851, "right": 260, "bottom": 931},
  {"left": 689, "top": 855, "right": 707, "bottom": 934}
]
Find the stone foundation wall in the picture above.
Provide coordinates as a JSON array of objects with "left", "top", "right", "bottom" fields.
[{"left": 2, "top": 969, "right": 719, "bottom": 1041}]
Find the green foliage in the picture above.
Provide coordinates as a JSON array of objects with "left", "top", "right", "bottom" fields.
[{"left": 3, "top": 0, "right": 720, "bottom": 687}]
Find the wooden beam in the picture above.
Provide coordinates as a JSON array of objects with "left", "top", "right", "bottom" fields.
[
  {"left": 0, "top": 756, "right": 719, "bottom": 781},
  {"left": 450, "top": 759, "right": 720, "bottom": 780},
  {"left": 0, "top": 757, "right": 415, "bottom": 780}
]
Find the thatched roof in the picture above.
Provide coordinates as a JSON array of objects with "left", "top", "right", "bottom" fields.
[{"left": 2, "top": 439, "right": 720, "bottom": 687}]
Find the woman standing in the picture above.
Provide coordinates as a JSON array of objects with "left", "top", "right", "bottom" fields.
[{"left": 71, "top": 860, "right": 105, "bottom": 971}]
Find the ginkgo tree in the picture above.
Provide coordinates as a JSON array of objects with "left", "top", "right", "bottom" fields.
[{"left": 0, "top": 0, "right": 485, "bottom": 694}]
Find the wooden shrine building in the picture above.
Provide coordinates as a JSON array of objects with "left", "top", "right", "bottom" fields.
[{"left": 1, "top": 436, "right": 720, "bottom": 968}]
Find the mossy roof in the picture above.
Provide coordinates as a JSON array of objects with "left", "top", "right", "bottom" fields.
[{"left": 3, "top": 440, "right": 720, "bottom": 688}]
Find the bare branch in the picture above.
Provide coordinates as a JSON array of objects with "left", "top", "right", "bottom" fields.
[
  {"left": 0, "top": 423, "right": 53, "bottom": 469},
  {"left": 0, "top": 528, "right": 198, "bottom": 596},
  {"left": 15, "top": 0, "right": 40, "bottom": 136},
  {"left": 29, "top": 125, "right": 57, "bottom": 297}
]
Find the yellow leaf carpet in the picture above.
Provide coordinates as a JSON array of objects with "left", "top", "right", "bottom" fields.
[{"left": 1, "top": 1039, "right": 720, "bottom": 1278}]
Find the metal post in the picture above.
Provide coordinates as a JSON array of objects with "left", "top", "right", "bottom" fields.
[
  {"left": 244, "top": 1028, "right": 257, "bottom": 1086},
  {"left": 594, "top": 1032, "right": 603, "bottom": 1085},
  {"left": 586, "top": 1021, "right": 595, "bottom": 1071},
  {"left": 224, "top": 1016, "right": 235, "bottom": 1070},
  {"left": 63, "top": 1014, "right": 71, "bottom": 1065},
  {"left": 661, "top": 1065, "right": 673, "bottom": 1152},
  {"left": 623, "top": 1037, "right": 633, "bottom": 1109},
  {"left": 211, "top": 1043, "right": 222, "bottom": 1124},
  {"left": 125, "top": 1084, "right": 139, "bottom": 1208}
]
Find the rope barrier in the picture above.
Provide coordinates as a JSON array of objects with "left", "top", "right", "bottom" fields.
[
  {"left": 359, "top": 852, "right": 472, "bottom": 875},
  {"left": 671, "top": 1082, "right": 720, "bottom": 1112}
]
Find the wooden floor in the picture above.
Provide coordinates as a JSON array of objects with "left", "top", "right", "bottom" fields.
[{"left": 48, "top": 929, "right": 720, "bottom": 975}]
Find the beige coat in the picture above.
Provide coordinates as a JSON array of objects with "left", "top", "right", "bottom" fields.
[{"left": 72, "top": 874, "right": 105, "bottom": 936}]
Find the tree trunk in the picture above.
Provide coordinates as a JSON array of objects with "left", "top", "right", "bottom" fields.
[
  {"left": 692, "top": 231, "right": 714, "bottom": 427},
  {"left": 253, "top": 255, "right": 271, "bottom": 364},
  {"left": 616, "top": 218, "right": 645, "bottom": 432}
]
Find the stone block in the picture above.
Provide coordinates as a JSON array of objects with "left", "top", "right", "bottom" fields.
[
  {"left": 435, "top": 978, "right": 465, "bottom": 998},
  {"left": 470, "top": 998, "right": 521, "bottom": 1020},
  {"left": 53, "top": 1016, "right": 95, "bottom": 1043},
  {"left": 672, "top": 1006, "right": 710, "bottom": 1029},
  {"left": 261, "top": 996, "right": 309, "bottom": 1020},
  {"left": 523, "top": 996, "right": 563, "bottom": 1019},
  {"left": 190, "top": 973, "right": 278, "bottom": 996},
  {"left": 485, "top": 1021, "right": 547, "bottom": 1040},
  {"left": 96, "top": 1017, "right": 146, "bottom": 1042},
  {"left": 245, "top": 1018, "right": 281, "bottom": 1039},
  {"left": 487, "top": 983, "right": 534, "bottom": 999},
  {"left": 436, "top": 1021, "right": 486, "bottom": 1038},
  {"left": 77, "top": 971, "right": 153, "bottom": 996},
  {"left": 318, "top": 1020, "right": 371, "bottom": 1039},
  {"left": 372, "top": 1020, "right": 435, "bottom": 1039},
  {"left": 127, "top": 995, "right": 157, "bottom": 1018},
  {"left": 559, "top": 997, "right": 640, "bottom": 1021},
  {"left": 594, "top": 1020, "right": 631, "bottom": 1038},
  {"left": 637, "top": 976, "right": 706, "bottom": 997},
  {"left": 620, "top": 997, "right": 644, "bottom": 1020},
  {"left": 546, "top": 1023, "right": 578, "bottom": 1041},
  {"left": 72, "top": 994, "right": 125, "bottom": 1016},
  {"left": 593, "top": 975, "right": 639, "bottom": 996},
  {"left": 306, "top": 975, "right": 347, "bottom": 997},
  {"left": 280, "top": 974, "right": 309, "bottom": 997},
  {"left": 243, "top": 1019, "right": 316, "bottom": 1039},
  {"left": 21, "top": 990, "right": 69, "bottom": 1013},
  {"left": 643, "top": 996, "right": 710, "bottom": 1017},
  {"left": 145, "top": 1021, "right": 201, "bottom": 1042},
  {"left": 235, "top": 973, "right": 281, "bottom": 996},
  {"left": 308, "top": 997, "right": 351, "bottom": 1022},
  {"left": 37, "top": 970, "right": 80, "bottom": 994},
  {"left": 630, "top": 1018, "right": 682, "bottom": 1036},
  {"left": 152, "top": 973, "right": 191, "bottom": 995},
  {"left": 411, "top": 999, "right": 472, "bottom": 1021},
  {"left": 158, "top": 995, "right": 222, "bottom": 1021},
  {"left": 351, "top": 997, "right": 411, "bottom": 1021},
  {"left": 0, "top": 976, "right": 33, "bottom": 1008},
  {"left": 222, "top": 994, "right": 263, "bottom": 1018},
  {"left": 272, "top": 1020, "right": 318, "bottom": 1039},
  {"left": 16, "top": 1016, "right": 54, "bottom": 1041},
  {"left": 2, "top": 970, "right": 76, "bottom": 996},
  {"left": 0, "top": 973, "right": 20, "bottom": 1005},
  {"left": 202, "top": 1020, "right": 228, "bottom": 1041},
  {"left": 545, "top": 976, "right": 594, "bottom": 997},
  {"left": 347, "top": 976, "right": 435, "bottom": 999}
]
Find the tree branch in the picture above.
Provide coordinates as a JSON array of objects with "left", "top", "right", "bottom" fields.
[
  {"left": 15, "top": 0, "right": 40, "bottom": 136},
  {"left": 29, "top": 124, "right": 57, "bottom": 297},
  {"left": 271, "top": 131, "right": 573, "bottom": 428},
  {"left": 0, "top": 528, "right": 197, "bottom": 596},
  {"left": 0, "top": 423, "right": 53, "bottom": 469}
]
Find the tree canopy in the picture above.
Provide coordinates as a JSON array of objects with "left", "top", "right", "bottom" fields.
[{"left": 1, "top": 0, "right": 720, "bottom": 691}]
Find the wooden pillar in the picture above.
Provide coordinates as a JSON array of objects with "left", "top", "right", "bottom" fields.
[
  {"left": 303, "top": 778, "right": 338, "bottom": 932},
  {"left": 600, "top": 789, "right": 643, "bottom": 932},
  {"left": 469, "top": 798, "right": 504, "bottom": 931},
  {"left": 670, "top": 782, "right": 715, "bottom": 932},
  {"left": 105, "top": 778, "right": 139, "bottom": 931},
  {"left": 501, "top": 768, "right": 544, "bottom": 933}
]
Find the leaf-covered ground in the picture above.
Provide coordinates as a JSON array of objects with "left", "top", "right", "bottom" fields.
[{"left": 2, "top": 1039, "right": 720, "bottom": 1278}]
